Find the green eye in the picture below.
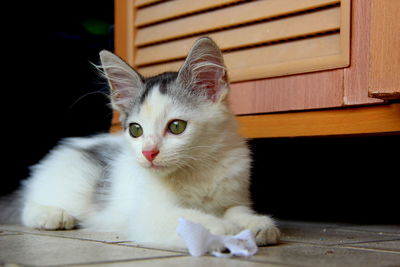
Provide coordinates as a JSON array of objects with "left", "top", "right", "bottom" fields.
[
  {"left": 129, "top": 123, "right": 143, "bottom": 138},
  {"left": 168, "top": 120, "right": 187, "bottom": 135}
]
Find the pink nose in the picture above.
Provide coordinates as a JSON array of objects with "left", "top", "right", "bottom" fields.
[{"left": 142, "top": 150, "right": 160, "bottom": 162}]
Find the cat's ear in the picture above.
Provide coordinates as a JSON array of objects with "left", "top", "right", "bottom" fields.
[
  {"left": 177, "top": 37, "right": 228, "bottom": 103},
  {"left": 99, "top": 50, "right": 144, "bottom": 117}
]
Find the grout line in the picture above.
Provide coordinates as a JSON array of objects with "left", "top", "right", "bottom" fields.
[
  {"left": 278, "top": 240, "right": 334, "bottom": 246},
  {"left": 112, "top": 242, "right": 187, "bottom": 254},
  {"left": 0, "top": 233, "right": 24, "bottom": 236},
  {"left": 280, "top": 234, "right": 400, "bottom": 244},
  {"left": 0, "top": 229, "right": 133, "bottom": 245},
  {"left": 49, "top": 254, "right": 188, "bottom": 267},
  {"left": 1, "top": 229, "right": 187, "bottom": 256},
  {"left": 330, "top": 227, "right": 400, "bottom": 237},
  {"left": 1, "top": 260, "right": 39, "bottom": 267},
  {"left": 338, "top": 245, "right": 400, "bottom": 255},
  {"left": 280, "top": 238, "right": 400, "bottom": 254},
  {"left": 330, "top": 238, "right": 400, "bottom": 247},
  {"left": 232, "top": 256, "right": 309, "bottom": 267}
]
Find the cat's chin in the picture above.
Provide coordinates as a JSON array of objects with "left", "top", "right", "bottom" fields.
[
  {"left": 150, "top": 163, "right": 167, "bottom": 170},
  {"left": 143, "top": 162, "right": 174, "bottom": 174}
]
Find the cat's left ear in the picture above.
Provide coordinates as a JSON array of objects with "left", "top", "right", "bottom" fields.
[
  {"left": 99, "top": 50, "right": 144, "bottom": 121},
  {"left": 177, "top": 37, "right": 229, "bottom": 103}
]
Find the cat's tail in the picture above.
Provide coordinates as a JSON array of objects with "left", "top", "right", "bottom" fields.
[{"left": 0, "top": 190, "right": 24, "bottom": 225}]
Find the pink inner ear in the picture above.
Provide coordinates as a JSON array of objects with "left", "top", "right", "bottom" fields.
[
  {"left": 109, "top": 71, "right": 139, "bottom": 110},
  {"left": 194, "top": 66, "right": 225, "bottom": 102},
  {"left": 113, "top": 88, "right": 132, "bottom": 107}
]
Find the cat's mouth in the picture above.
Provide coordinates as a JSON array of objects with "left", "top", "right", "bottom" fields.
[
  {"left": 147, "top": 161, "right": 168, "bottom": 171},
  {"left": 139, "top": 156, "right": 177, "bottom": 172},
  {"left": 150, "top": 163, "right": 164, "bottom": 169}
]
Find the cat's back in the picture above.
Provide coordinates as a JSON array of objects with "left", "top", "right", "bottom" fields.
[
  {"left": 61, "top": 133, "right": 125, "bottom": 152},
  {"left": 24, "top": 133, "right": 127, "bottom": 198},
  {"left": 66, "top": 133, "right": 125, "bottom": 162},
  {"left": 22, "top": 133, "right": 128, "bottom": 223},
  {"left": 30, "top": 133, "right": 125, "bottom": 173}
]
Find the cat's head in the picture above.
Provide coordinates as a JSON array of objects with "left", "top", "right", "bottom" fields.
[{"left": 100, "top": 37, "right": 235, "bottom": 174}]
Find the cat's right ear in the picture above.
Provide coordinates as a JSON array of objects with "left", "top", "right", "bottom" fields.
[{"left": 99, "top": 50, "right": 144, "bottom": 118}]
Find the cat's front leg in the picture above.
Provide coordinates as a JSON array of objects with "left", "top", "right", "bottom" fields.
[
  {"left": 22, "top": 202, "right": 76, "bottom": 230},
  {"left": 224, "top": 206, "right": 280, "bottom": 245}
]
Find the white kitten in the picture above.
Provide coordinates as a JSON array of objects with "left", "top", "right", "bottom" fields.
[{"left": 19, "top": 37, "right": 280, "bottom": 249}]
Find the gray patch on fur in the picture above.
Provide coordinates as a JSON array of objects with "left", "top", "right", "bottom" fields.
[
  {"left": 134, "top": 71, "right": 207, "bottom": 116},
  {"left": 121, "top": 71, "right": 203, "bottom": 128},
  {"left": 68, "top": 142, "right": 121, "bottom": 208},
  {"left": 79, "top": 143, "right": 119, "bottom": 167},
  {"left": 141, "top": 72, "right": 178, "bottom": 103}
]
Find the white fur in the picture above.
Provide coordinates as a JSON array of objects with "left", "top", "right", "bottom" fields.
[
  {"left": 22, "top": 39, "right": 280, "bottom": 249},
  {"left": 21, "top": 87, "right": 280, "bottom": 249}
]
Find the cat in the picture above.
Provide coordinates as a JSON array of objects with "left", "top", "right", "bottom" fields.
[{"left": 15, "top": 37, "right": 280, "bottom": 249}]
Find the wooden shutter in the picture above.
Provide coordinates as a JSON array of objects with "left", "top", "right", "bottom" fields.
[{"left": 120, "top": 0, "right": 350, "bottom": 82}]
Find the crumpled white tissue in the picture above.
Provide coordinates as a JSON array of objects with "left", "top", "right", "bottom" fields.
[{"left": 176, "top": 217, "right": 258, "bottom": 257}]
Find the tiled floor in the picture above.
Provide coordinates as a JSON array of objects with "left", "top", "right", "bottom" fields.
[{"left": 1, "top": 221, "right": 399, "bottom": 267}]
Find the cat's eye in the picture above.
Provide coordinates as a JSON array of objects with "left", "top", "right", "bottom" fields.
[
  {"left": 129, "top": 123, "right": 143, "bottom": 138},
  {"left": 168, "top": 120, "right": 187, "bottom": 135}
]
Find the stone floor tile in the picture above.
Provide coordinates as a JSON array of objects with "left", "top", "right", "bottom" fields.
[
  {"left": 342, "top": 239, "right": 400, "bottom": 252},
  {"left": 117, "top": 241, "right": 187, "bottom": 254},
  {"left": 2, "top": 222, "right": 400, "bottom": 267},
  {"left": 0, "top": 224, "right": 40, "bottom": 233},
  {"left": 0, "top": 224, "right": 128, "bottom": 243},
  {"left": 279, "top": 223, "right": 400, "bottom": 246},
  {"left": 75, "top": 256, "right": 284, "bottom": 267},
  {"left": 0, "top": 233, "right": 183, "bottom": 267},
  {"left": 249, "top": 243, "right": 400, "bottom": 267},
  {"left": 41, "top": 229, "right": 129, "bottom": 243},
  {"left": 338, "top": 225, "right": 400, "bottom": 236},
  {"left": 0, "top": 230, "right": 22, "bottom": 236}
]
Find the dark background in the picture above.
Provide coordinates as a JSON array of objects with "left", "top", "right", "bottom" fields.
[
  {"left": 2, "top": 1, "right": 399, "bottom": 224},
  {"left": 3, "top": 1, "right": 114, "bottom": 195},
  {"left": 249, "top": 135, "right": 399, "bottom": 224}
]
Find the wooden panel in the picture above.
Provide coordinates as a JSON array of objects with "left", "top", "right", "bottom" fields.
[
  {"left": 135, "top": 0, "right": 163, "bottom": 8},
  {"left": 136, "top": 0, "right": 240, "bottom": 27},
  {"left": 229, "top": 70, "right": 344, "bottom": 115},
  {"left": 114, "top": 0, "right": 129, "bottom": 61},
  {"left": 138, "top": 61, "right": 181, "bottom": 77},
  {"left": 135, "top": 0, "right": 339, "bottom": 46},
  {"left": 111, "top": 104, "right": 400, "bottom": 137},
  {"left": 343, "top": 0, "right": 382, "bottom": 105},
  {"left": 368, "top": 0, "right": 400, "bottom": 100},
  {"left": 135, "top": 7, "right": 341, "bottom": 66},
  {"left": 139, "top": 34, "right": 344, "bottom": 81},
  {"left": 226, "top": 34, "right": 342, "bottom": 81},
  {"left": 114, "top": 0, "right": 136, "bottom": 65},
  {"left": 120, "top": 67, "right": 345, "bottom": 116},
  {"left": 237, "top": 104, "right": 400, "bottom": 138},
  {"left": 339, "top": 0, "right": 351, "bottom": 67}
]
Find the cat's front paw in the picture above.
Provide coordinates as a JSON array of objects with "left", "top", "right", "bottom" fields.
[
  {"left": 254, "top": 224, "right": 280, "bottom": 245},
  {"left": 244, "top": 216, "right": 281, "bottom": 245},
  {"left": 22, "top": 203, "right": 76, "bottom": 230}
]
